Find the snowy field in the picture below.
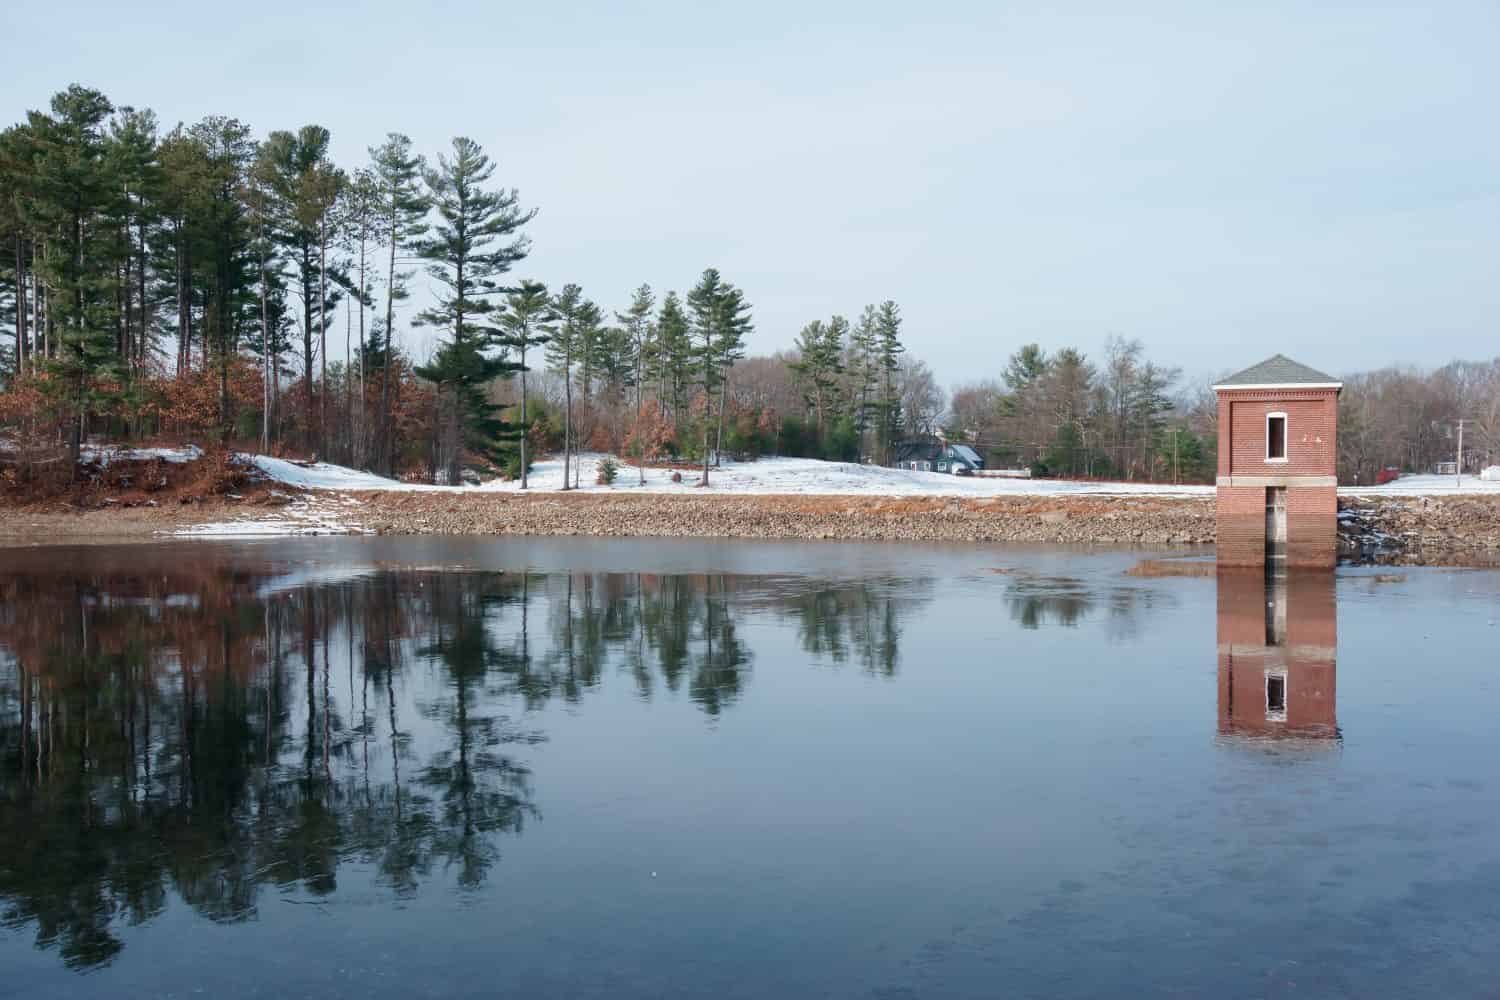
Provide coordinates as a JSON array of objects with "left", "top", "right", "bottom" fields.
[
  {"left": 241, "top": 453, "right": 1500, "bottom": 500},
  {"left": 244, "top": 452, "right": 1218, "bottom": 498},
  {"left": 1340, "top": 472, "right": 1500, "bottom": 496}
]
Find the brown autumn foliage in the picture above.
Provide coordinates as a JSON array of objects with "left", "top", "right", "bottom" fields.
[{"left": 625, "top": 400, "right": 676, "bottom": 470}]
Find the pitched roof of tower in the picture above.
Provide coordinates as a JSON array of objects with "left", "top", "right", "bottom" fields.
[{"left": 1213, "top": 354, "right": 1342, "bottom": 390}]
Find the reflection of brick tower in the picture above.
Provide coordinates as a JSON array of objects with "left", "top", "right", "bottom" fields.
[
  {"left": 1215, "top": 355, "right": 1342, "bottom": 569},
  {"left": 1217, "top": 570, "right": 1338, "bottom": 742}
]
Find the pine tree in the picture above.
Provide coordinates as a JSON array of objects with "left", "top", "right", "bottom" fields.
[
  {"left": 874, "top": 300, "right": 905, "bottom": 463},
  {"left": 547, "top": 283, "right": 586, "bottom": 489},
  {"left": 104, "top": 107, "right": 159, "bottom": 392},
  {"left": 790, "top": 318, "right": 843, "bottom": 439},
  {"left": 414, "top": 329, "right": 521, "bottom": 483},
  {"left": 246, "top": 140, "right": 281, "bottom": 450},
  {"left": 570, "top": 300, "right": 604, "bottom": 486},
  {"left": 339, "top": 168, "right": 381, "bottom": 466},
  {"left": 848, "top": 304, "right": 880, "bottom": 446},
  {"left": 711, "top": 283, "right": 751, "bottom": 466},
  {"left": 414, "top": 136, "right": 534, "bottom": 483},
  {"left": 27, "top": 86, "right": 121, "bottom": 467},
  {"left": 0, "top": 126, "right": 32, "bottom": 383},
  {"left": 152, "top": 127, "right": 208, "bottom": 377},
  {"left": 368, "top": 133, "right": 428, "bottom": 474},
  {"left": 617, "top": 283, "right": 655, "bottom": 412},
  {"left": 188, "top": 116, "right": 258, "bottom": 437},
  {"left": 495, "top": 279, "right": 553, "bottom": 488},
  {"left": 653, "top": 290, "right": 691, "bottom": 421},
  {"left": 262, "top": 125, "right": 345, "bottom": 452},
  {"left": 686, "top": 268, "right": 724, "bottom": 484}
]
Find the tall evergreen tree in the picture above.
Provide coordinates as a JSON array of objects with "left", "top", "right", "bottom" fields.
[
  {"left": 874, "top": 300, "right": 905, "bottom": 463},
  {"left": 653, "top": 290, "right": 691, "bottom": 421},
  {"left": 848, "top": 304, "right": 880, "bottom": 444},
  {"left": 617, "top": 283, "right": 655, "bottom": 411},
  {"left": 27, "top": 86, "right": 120, "bottom": 467},
  {"left": 368, "top": 133, "right": 428, "bottom": 474},
  {"left": 262, "top": 125, "right": 344, "bottom": 451},
  {"left": 104, "top": 106, "right": 159, "bottom": 390},
  {"left": 339, "top": 168, "right": 381, "bottom": 465},
  {"left": 495, "top": 280, "right": 553, "bottom": 489},
  {"left": 187, "top": 116, "right": 257, "bottom": 436},
  {"left": 568, "top": 299, "right": 604, "bottom": 487},
  {"left": 0, "top": 126, "right": 32, "bottom": 383},
  {"left": 414, "top": 137, "right": 534, "bottom": 482},
  {"left": 546, "top": 284, "right": 586, "bottom": 490},
  {"left": 790, "top": 318, "right": 843, "bottom": 438},
  {"left": 686, "top": 268, "right": 724, "bottom": 484},
  {"left": 711, "top": 282, "right": 751, "bottom": 466}
]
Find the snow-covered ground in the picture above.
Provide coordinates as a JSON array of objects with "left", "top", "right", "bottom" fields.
[
  {"left": 244, "top": 454, "right": 440, "bottom": 492},
  {"left": 1340, "top": 473, "right": 1500, "bottom": 496},
  {"left": 176, "top": 489, "right": 376, "bottom": 539},
  {"left": 243, "top": 452, "right": 1218, "bottom": 498},
  {"left": 240, "top": 452, "right": 1500, "bottom": 500},
  {"left": 83, "top": 444, "right": 203, "bottom": 466}
]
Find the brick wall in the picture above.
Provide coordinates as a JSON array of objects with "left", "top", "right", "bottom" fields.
[
  {"left": 1217, "top": 389, "right": 1338, "bottom": 478},
  {"left": 1215, "top": 487, "right": 1267, "bottom": 567},
  {"left": 1286, "top": 485, "right": 1337, "bottom": 568}
]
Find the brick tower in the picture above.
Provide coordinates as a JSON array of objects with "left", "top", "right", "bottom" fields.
[{"left": 1214, "top": 355, "right": 1342, "bottom": 569}]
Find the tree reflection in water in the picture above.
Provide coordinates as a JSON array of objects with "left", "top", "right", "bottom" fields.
[{"left": 0, "top": 556, "right": 930, "bottom": 969}]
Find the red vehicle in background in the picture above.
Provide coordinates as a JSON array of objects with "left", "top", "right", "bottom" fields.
[{"left": 1375, "top": 467, "right": 1402, "bottom": 485}]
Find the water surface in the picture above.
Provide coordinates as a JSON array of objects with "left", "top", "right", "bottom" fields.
[{"left": 2, "top": 538, "right": 1498, "bottom": 998}]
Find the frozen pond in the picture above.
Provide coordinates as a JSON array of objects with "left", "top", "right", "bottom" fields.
[{"left": 2, "top": 537, "right": 1498, "bottom": 998}]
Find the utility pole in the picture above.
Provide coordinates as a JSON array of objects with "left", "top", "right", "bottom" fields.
[{"left": 1457, "top": 418, "right": 1465, "bottom": 488}]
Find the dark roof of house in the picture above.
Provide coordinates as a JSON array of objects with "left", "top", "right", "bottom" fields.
[
  {"left": 1214, "top": 354, "right": 1342, "bottom": 389},
  {"left": 949, "top": 444, "right": 983, "bottom": 465}
]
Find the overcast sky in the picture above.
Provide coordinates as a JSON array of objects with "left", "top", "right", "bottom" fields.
[{"left": 5, "top": 1, "right": 1497, "bottom": 388}]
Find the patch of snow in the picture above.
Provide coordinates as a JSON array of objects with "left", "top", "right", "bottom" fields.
[
  {"left": 1482, "top": 466, "right": 1500, "bottom": 483},
  {"left": 83, "top": 444, "right": 203, "bottom": 466},
  {"left": 172, "top": 489, "right": 375, "bottom": 539},
  {"left": 242, "top": 454, "right": 439, "bottom": 492}
]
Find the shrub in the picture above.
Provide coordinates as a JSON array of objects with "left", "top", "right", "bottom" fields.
[
  {"left": 502, "top": 450, "right": 531, "bottom": 481},
  {"left": 597, "top": 456, "right": 619, "bottom": 485}
]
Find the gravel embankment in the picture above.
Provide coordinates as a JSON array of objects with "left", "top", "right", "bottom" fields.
[
  {"left": 4, "top": 488, "right": 1499, "bottom": 567},
  {"left": 347, "top": 491, "right": 1217, "bottom": 545}
]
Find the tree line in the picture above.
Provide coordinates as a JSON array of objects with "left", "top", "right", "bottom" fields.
[
  {"left": 0, "top": 85, "right": 760, "bottom": 485},
  {"left": 3, "top": 85, "right": 1493, "bottom": 487}
]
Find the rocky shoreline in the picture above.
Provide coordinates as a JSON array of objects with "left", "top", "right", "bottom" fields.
[
  {"left": 348, "top": 491, "right": 1218, "bottom": 545},
  {"left": 1337, "top": 494, "right": 1500, "bottom": 565},
  {"left": 2, "top": 489, "right": 1498, "bottom": 566}
]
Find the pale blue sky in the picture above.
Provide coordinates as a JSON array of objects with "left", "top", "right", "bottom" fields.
[{"left": 5, "top": 1, "right": 1497, "bottom": 387}]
